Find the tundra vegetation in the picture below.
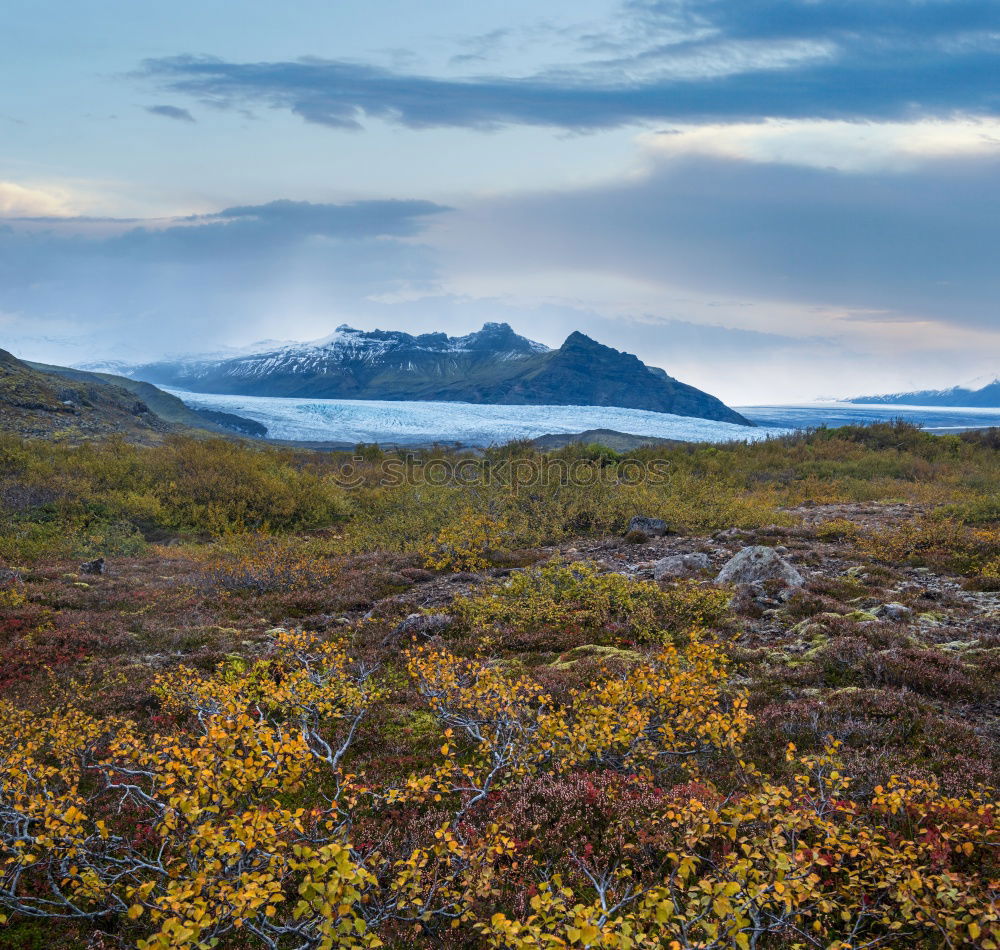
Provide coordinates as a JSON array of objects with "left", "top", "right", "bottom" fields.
[{"left": 0, "top": 422, "right": 998, "bottom": 948}]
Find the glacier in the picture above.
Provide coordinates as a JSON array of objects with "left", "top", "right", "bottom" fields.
[{"left": 168, "top": 390, "right": 793, "bottom": 445}]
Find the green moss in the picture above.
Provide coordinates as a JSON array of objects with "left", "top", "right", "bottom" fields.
[{"left": 549, "top": 644, "right": 644, "bottom": 669}]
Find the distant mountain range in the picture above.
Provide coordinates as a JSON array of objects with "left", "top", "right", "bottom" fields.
[
  {"left": 850, "top": 378, "right": 1000, "bottom": 408},
  {"left": 115, "top": 322, "right": 753, "bottom": 426}
]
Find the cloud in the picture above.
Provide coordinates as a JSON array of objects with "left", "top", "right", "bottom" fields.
[
  {"left": 628, "top": 0, "right": 1000, "bottom": 43},
  {"left": 145, "top": 104, "right": 196, "bottom": 122},
  {"left": 448, "top": 28, "right": 512, "bottom": 66},
  {"left": 639, "top": 117, "right": 1000, "bottom": 172},
  {"left": 0, "top": 181, "right": 75, "bottom": 217},
  {"left": 433, "top": 150, "right": 1000, "bottom": 333},
  {"left": 139, "top": 1, "right": 1000, "bottom": 131},
  {"left": 207, "top": 198, "right": 449, "bottom": 237},
  {"left": 0, "top": 199, "right": 450, "bottom": 363}
]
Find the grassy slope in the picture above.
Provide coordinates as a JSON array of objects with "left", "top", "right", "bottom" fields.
[
  {"left": 26, "top": 361, "right": 266, "bottom": 436},
  {"left": 0, "top": 348, "right": 181, "bottom": 442}
]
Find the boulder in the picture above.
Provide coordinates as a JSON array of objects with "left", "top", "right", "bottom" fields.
[
  {"left": 653, "top": 552, "right": 711, "bottom": 581},
  {"left": 715, "top": 546, "right": 804, "bottom": 589},
  {"left": 80, "top": 557, "right": 106, "bottom": 576},
  {"left": 714, "top": 527, "right": 751, "bottom": 541},
  {"left": 626, "top": 516, "right": 668, "bottom": 538},
  {"left": 875, "top": 602, "right": 913, "bottom": 622}
]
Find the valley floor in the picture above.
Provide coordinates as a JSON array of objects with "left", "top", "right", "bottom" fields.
[{"left": 1, "top": 424, "right": 998, "bottom": 947}]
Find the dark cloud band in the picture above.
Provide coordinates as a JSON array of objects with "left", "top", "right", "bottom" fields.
[
  {"left": 140, "top": 0, "right": 1000, "bottom": 131},
  {"left": 145, "top": 104, "right": 196, "bottom": 123}
]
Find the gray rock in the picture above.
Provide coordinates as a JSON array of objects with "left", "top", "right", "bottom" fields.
[
  {"left": 653, "top": 552, "right": 711, "bottom": 581},
  {"left": 626, "top": 516, "right": 668, "bottom": 538},
  {"left": 713, "top": 527, "right": 752, "bottom": 542},
  {"left": 715, "top": 546, "right": 804, "bottom": 589},
  {"left": 80, "top": 557, "right": 106, "bottom": 576},
  {"left": 874, "top": 602, "right": 913, "bottom": 622},
  {"left": 394, "top": 612, "right": 454, "bottom": 639}
]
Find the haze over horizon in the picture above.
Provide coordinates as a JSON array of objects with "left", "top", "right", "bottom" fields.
[{"left": 3, "top": 0, "right": 999, "bottom": 404}]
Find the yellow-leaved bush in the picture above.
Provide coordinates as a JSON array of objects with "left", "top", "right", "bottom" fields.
[
  {"left": 0, "top": 629, "right": 997, "bottom": 948},
  {"left": 420, "top": 509, "right": 512, "bottom": 573},
  {"left": 452, "top": 560, "right": 731, "bottom": 644}
]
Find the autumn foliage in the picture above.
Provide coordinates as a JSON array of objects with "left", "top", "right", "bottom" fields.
[
  {"left": 2, "top": 422, "right": 1000, "bottom": 947},
  {"left": 1, "top": 627, "right": 997, "bottom": 948}
]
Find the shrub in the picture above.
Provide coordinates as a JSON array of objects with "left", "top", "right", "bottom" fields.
[
  {"left": 815, "top": 516, "right": 862, "bottom": 541},
  {"left": 479, "top": 741, "right": 1000, "bottom": 950},
  {"left": 453, "top": 560, "right": 730, "bottom": 645},
  {"left": 866, "top": 646, "right": 985, "bottom": 700},
  {"left": 858, "top": 515, "right": 1000, "bottom": 574},
  {"left": 980, "top": 555, "right": 1000, "bottom": 579},
  {"left": 0, "top": 587, "right": 26, "bottom": 610},
  {"left": 201, "top": 533, "right": 340, "bottom": 594},
  {"left": 420, "top": 509, "right": 511, "bottom": 572},
  {"left": 1, "top": 628, "right": 998, "bottom": 948},
  {"left": 0, "top": 630, "right": 750, "bottom": 946},
  {"left": 0, "top": 434, "right": 350, "bottom": 562}
]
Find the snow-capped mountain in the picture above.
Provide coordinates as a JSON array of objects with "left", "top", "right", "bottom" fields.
[
  {"left": 78, "top": 339, "right": 298, "bottom": 375},
  {"left": 850, "top": 377, "right": 1000, "bottom": 408},
  {"left": 117, "top": 322, "right": 752, "bottom": 426}
]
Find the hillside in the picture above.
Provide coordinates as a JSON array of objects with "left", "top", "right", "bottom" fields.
[
  {"left": 528, "top": 428, "right": 689, "bottom": 451},
  {"left": 0, "top": 350, "right": 267, "bottom": 441},
  {"left": 851, "top": 377, "right": 1000, "bottom": 407},
  {"left": 26, "top": 361, "right": 267, "bottom": 437},
  {"left": 121, "top": 322, "right": 753, "bottom": 426},
  {"left": 0, "top": 348, "right": 180, "bottom": 442}
]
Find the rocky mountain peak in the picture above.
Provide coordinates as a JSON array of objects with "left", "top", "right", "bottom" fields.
[{"left": 114, "top": 324, "right": 750, "bottom": 425}]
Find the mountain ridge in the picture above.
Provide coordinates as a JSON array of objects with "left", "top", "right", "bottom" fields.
[
  {"left": 117, "top": 323, "right": 753, "bottom": 426},
  {"left": 0, "top": 348, "right": 267, "bottom": 441},
  {"left": 25, "top": 361, "right": 268, "bottom": 437},
  {"left": 850, "top": 378, "right": 1000, "bottom": 408},
  {"left": 0, "top": 348, "right": 177, "bottom": 442}
]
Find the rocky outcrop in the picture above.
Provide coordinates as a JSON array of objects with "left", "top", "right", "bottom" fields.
[
  {"left": 0, "top": 349, "right": 178, "bottom": 442},
  {"left": 716, "top": 546, "right": 804, "bottom": 589},
  {"left": 627, "top": 516, "right": 669, "bottom": 538},
  {"left": 653, "top": 552, "right": 711, "bottom": 580},
  {"left": 25, "top": 360, "right": 265, "bottom": 437},
  {"left": 874, "top": 602, "right": 913, "bottom": 621}
]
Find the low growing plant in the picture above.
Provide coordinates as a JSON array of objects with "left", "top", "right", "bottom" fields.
[{"left": 453, "top": 560, "right": 730, "bottom": 645}]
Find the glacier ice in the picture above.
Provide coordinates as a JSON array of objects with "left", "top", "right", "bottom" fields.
[{"left": 168, "top": 390, "right": 793, "bottom": 445}]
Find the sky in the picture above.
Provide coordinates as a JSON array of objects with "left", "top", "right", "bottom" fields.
[{"left": 2, "top": 0, "right": 999, "bottom": 404}]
